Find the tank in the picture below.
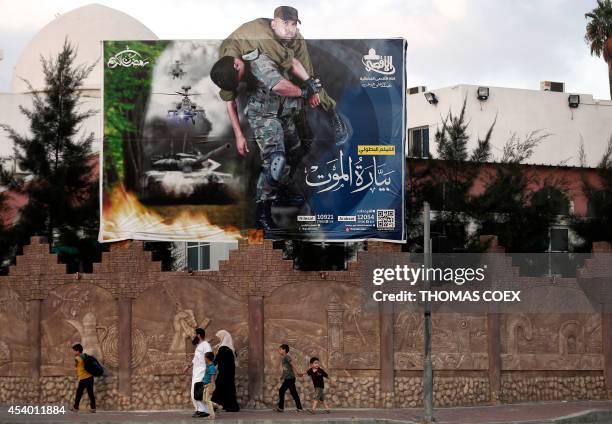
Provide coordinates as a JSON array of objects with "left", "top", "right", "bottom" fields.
[{"left": 142, "top": 143, "right": 240, "bottom": 204}]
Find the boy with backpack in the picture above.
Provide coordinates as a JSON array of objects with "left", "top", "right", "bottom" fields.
[{"left": 71, "top": 343, "right": 100, "bottom": 413}]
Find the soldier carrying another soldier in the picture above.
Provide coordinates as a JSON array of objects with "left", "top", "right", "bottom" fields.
[
  {"left": 216, "top": 6, "right": 350, "bottom": 149},
  {"left": 211, "top": 46, "right": 319, "bottom": 231}
]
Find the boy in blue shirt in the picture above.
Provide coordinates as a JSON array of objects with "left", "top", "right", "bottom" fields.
[{"left": 203, "top": 352, "right": 217, "bottom": 419}]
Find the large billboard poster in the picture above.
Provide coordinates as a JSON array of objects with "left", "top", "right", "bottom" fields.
[{"left": 100, "top": 37, "right": 406, "bottom": 242}]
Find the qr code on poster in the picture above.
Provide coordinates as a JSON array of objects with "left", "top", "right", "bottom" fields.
[{"left": 376, "top": 209, "right": 395, "bottom": 230}]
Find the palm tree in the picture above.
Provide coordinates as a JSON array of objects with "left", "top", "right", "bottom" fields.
[{"left": 585, "top": 0, "right": 612, "bottom": 99}]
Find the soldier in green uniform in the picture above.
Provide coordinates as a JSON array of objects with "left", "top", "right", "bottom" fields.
[
  {"left": 211, "top": 51, "right": 320, "bottom": 231},
  {"left": 216, "top": 6, "right": 350, "bottom": 148}
]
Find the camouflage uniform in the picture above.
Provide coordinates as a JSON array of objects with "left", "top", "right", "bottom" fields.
[
  {"left": 218, "top": 18, "right": 336, "bottom": 112},
  {"left": 245, "top": 52, "right": 303, "bottom": 202}
]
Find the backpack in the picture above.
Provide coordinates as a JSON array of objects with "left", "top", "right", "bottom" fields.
[{"left": 82, "top": 353, "right": 104, "bottom": 377}]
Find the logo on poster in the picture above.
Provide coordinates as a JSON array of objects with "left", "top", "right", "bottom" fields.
[
  {"left": 107, "top": 46, "right": 149, "bottom": 69},
  {"left": 362, "top": 48, "right": 395, "bottom": 75}
]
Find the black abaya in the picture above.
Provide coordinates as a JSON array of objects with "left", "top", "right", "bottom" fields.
[{"left": 211, "top": 345, "right": 240, "bottom": 411}]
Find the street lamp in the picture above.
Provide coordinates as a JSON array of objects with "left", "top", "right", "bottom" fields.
[
  {"left": 477, "top": 86, "right": 489, "bottom": 101},
  {"left": 568, "top": 94, "right": 580, "bottom": 109},
  {"left": 424, "top": 92, "right": 438, "bottom": 105}
]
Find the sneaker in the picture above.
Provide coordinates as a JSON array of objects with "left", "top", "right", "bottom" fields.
[
  {"left": 273, "top": 407, "right": 284, "bottom": 413},
  {"left": 324, "top": 409, "right": 331, "bottom": 413},
  {"left": 70, "top": 407, "right": 78, "bottom": 413},
  {"left": 90, "top": 409, "right": 96, "bottom": 413},
  {"left": 296, "top": 409, "right": 304, "bottom": 413},
  {"left": 329, "top": 111, "right": 352, "bottom": 146},
  {"left": 307, "top": 408, "right": 315, "bottom": 414}
]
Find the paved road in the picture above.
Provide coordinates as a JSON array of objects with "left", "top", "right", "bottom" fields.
[{"left": 1, "top": 400, "right": 611, "bottom": 424}]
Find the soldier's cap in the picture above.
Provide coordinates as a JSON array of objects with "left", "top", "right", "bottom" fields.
[{"left": 274, "top": 6, "right": 301, "bottom": 24}]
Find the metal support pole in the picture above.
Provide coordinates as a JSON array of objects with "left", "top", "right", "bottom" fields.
[{"left": 423, "top": 201, "right": 434, "bottom": 422}]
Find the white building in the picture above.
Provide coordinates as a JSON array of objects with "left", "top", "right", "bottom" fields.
[
  {"left": 0, "top": 4, "right": 237, "bottom": 270},
  {"left": 407, "top": 83, "right": 612, "bottom": 255},
  {"left": 407, "top": 83, "right": 612, "bottom": 167}
]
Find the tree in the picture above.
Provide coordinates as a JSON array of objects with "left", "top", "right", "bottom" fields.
[
  {"left": 0, "top": 189, "right": 10, "bottom": 272},
  {"left": 103, "top": 40, "right": 169, "bottom": 192},
  {"left": 0, "top": 39, "right": 99, "bottom": 271},
  {"left": 421, "top": 99, "right": 495, "bottom": 252},
  {"left": 585, "top": 0, "right": 612, "bottom": 99},
  {"left": 570, "top": 136, "right": 612, "bottom": 250},
  {"left": 472, "top": 131, "right": 569, "bottom": 253}
]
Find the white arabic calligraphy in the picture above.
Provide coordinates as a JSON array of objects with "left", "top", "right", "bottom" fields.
[
  {"left": 304, "top": 150, "right": 396, "bottom": 194},
  {"left": 362, "top": 48, "right": 395, "bottom": 75},
  {"left": 107, "top": 46, "right": 150, "bottom": 69}
]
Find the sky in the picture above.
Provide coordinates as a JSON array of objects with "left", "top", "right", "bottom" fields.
[{"left": 0, "top": 0, "right": 609, "bottom": 99}]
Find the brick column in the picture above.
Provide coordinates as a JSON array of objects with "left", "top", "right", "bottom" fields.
[
  {"left": 118, "top": 298, "right": 132, "bottom": 396},
  {"left": 28, "top": 298, "right": 42, "bottom": 402},
  {"left": 487, "top": 313, "right": 501, "bottom": 403},
  {"left": 603, "top": 312, "right": 612, "bottom": 399},
  {"left": 379, "top": 302, "right": 395, "bottom": 394},
  {"left": 248, "top": 296, "right": 264, "bottom": 403}
]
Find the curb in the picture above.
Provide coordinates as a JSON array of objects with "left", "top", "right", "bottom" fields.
[{"left": 552, "top": 408, "right": 612, "bottom": 424}]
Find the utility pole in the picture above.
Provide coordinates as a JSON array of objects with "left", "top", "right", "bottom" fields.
[{"left": 422, "top": 201, "right": 434, "bottom": 423}]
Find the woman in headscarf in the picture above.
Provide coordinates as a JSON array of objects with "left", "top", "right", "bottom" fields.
[{"left": 211, "top": 330, "right": 240, "bottom": 412}]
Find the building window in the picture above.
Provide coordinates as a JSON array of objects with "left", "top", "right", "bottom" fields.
[
  {"left": 187, "top": 242, "right": 210, "bottom": 271},
  {"left": 409, "top": 126, "right": 429, "bottom": 158}
]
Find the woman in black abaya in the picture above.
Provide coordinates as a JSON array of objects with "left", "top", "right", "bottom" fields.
[{"left": 211, "top": 330, "right": 240, "bottom": 412}]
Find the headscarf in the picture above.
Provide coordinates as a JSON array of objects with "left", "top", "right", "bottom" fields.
[{"left": 216, "top": 329, "right": 235, "bottom": 353}]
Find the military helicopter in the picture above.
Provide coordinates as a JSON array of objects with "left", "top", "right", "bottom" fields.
[
  {"left": 169, "top": 60, "right": 185, "bottom": 79},
  {"left": 154, "top": 86, "right": 205, "bottom": 125}
]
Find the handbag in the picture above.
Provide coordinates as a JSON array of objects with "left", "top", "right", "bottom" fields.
[{"left": 193, "top": 382, "right": 204, "bottom": 401}]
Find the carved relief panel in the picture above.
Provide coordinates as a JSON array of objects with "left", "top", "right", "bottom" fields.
[
  {"left": 501, "top": 313, "right": 602, "bottom": 370},
  {"left": 394, "top": 311, "right": 488, "bottom": 370},
  {"left": 132, "top": 279, "right": 248, "bottom": 375},
  {"left": 0, "top": 286, "right": 29, "bottom": 376},
  {"left": 41, "top": 283, "right": 118, "bottom": 375},
  {"left": 264, "top": 281, "right": 380, "bottom": 373}
]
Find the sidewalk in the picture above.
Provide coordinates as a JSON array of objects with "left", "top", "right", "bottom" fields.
[{"left": 1, "top": 401, "right": 611, "bottom": 424}]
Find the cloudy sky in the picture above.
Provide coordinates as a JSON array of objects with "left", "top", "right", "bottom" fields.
[{"left": 0, "top": 0, "right": 608, "bottom": 99}]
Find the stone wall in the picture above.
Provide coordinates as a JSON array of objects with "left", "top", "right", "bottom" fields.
[
  {"left": 39, "top": 376, "right": 118, "bottom": 410},
  {"left": 0, "top": 237, "right": 610, "bottom": 410},
  {"left": 500, "top": 373, "right": 607, "bottom": 403},
  {"left": 0, "top": 378, "right": 37, "bottom": 404}
]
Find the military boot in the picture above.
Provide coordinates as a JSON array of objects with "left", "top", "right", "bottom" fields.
[
  {"left": 273, "top": 188, "right": 305, "bottom": 207},
  {"left": 255, "top": 200, "right": 277, "bottom": 231}
]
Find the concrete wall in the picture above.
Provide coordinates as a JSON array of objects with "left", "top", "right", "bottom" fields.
[
  {"left": 0, "top": 237, "right": 610, "bottom": 410},
  {"left": 407, "top": 85, "right": 612, "bottom": 167}
]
